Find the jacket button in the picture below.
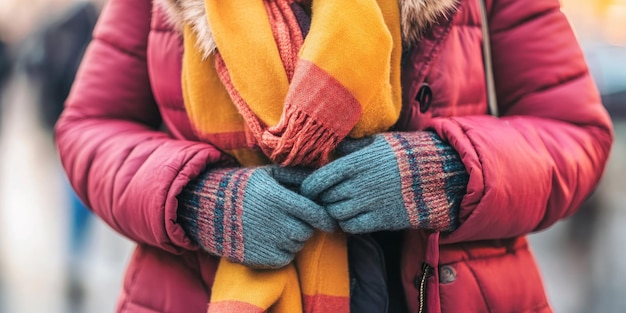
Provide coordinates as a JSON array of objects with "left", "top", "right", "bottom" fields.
[
  {"left": 415, "top": 83, "right": 433, "bottom": 113},
  {"left": 439, "top": 265, "right": 457, "bottom": 284}
]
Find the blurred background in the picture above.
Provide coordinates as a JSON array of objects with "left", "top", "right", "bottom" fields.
[{"left": 0, "top": 0, "right": 624, "bottom": 312}]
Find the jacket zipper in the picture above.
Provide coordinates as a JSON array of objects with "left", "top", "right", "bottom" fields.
[{"left": 418, "top": 263, "right": 433, "bottom": 313}]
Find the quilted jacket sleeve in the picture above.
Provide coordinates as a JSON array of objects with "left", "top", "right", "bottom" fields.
[
  {"left": 54, "top": 0, "right": 228, "bottom": 253},
  {"left": 430, "top": 0, "right": 613, "bottom": 243}
]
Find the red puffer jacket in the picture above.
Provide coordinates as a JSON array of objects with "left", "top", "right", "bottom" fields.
[{"left": 55, "top": 0, "right": 612, "bottom": 312}]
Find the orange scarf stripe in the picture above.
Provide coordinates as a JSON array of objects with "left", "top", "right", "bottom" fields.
[{"left": 182, "top": 0, "right": 402, "bottom": 312}]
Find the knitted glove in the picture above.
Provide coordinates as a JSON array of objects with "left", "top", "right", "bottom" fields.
[
  {"left": 177, "top": 166, "right": 334, "bottom": 269},
  {"left": 301, "top": 132, "right": 468, "bottom": 234}
]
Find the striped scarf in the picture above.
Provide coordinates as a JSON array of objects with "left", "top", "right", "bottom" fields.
[{"left": 181, "top": 0, "right": 402, "bottom": 311}]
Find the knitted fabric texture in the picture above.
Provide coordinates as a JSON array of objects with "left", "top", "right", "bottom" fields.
[
  {"left": 301, "top": 132, "right": 467, "bottom": 234},
  {"left": 178, "top": 166, "right": 336, "bottom": 268},
  {"left": 179, "top": 169, "right": 250, "bottom": 263},
  {"left": 180, "top": 0, "right": 402, "bottom": 312},
  {"left": 386, "top": 132, "right": 466, "bottom": 231},
  {"left": 179, "top": 169, "right": 307, "bottom": 312},
  {"left": 181, "top": 0, "right": 402, "bottom": 167}
]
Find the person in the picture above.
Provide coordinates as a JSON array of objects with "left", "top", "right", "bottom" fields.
[
  {"left": 54, "top": 0, "right": 613, "bottom": 312},
  {"left": 20, "top": 1, "right": 99, "bottom": 131},
  {"left": 0, "top": 37, "right": 10, "bottom": 115},
  {"left": 16, "top": 3, "right": 101, "bottom": 311},
  {"left": 0, "top": 39, "right": 8, "bottom": 88}
]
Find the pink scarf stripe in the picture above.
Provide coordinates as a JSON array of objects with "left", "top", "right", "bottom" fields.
[
  {"left": 303, "top": 295, "right": 350, "bottom": 313},
  {"left": 207, "top": 301, "right": 265, "bottom": 313},
  {"left": 213, "top": 0, "right": 364, "bottom": 167}
]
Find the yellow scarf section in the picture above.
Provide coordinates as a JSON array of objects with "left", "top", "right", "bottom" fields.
[{"left": 181, "top": 0, "right": 402, "bottom": 311}]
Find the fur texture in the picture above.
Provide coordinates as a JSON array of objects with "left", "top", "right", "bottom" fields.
[
  {"left": 158, "top": 0, "right": 217, "bottom": 58},
  {"left": 155, "top": 0, "right": 459, "bottom": 58},
  {"left": 400, "top": 0, "right": 459, "bottom": 47}
]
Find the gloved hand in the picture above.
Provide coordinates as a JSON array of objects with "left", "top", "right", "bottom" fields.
[
  {"left": 177, "top": 165, "right": 334, "bottom": 269},
  {"left": 301, "top": 132, "right": 468, "bottom": 234}
]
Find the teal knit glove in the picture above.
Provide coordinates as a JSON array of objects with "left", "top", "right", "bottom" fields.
[
  {"left": 301, "top": 132, "right": 468, "bottom": 234},
  {"left": 177, "top": 166, "right": 334, "bottom": 269}
]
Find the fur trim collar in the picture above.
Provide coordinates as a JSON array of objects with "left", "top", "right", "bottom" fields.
[
  {"left": 157, "top": 0, "right": 458, "bottom": 58},
  {"left": 400, "top": 0, "right": 458, "bottom": 47}
]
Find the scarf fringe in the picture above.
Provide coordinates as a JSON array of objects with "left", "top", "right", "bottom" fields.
[
  {"left": 264, "top": 110, "right": 339, "bottom": 167},
  {"left": 182, "top": 0, "right": 403, "bottom": 311}
]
